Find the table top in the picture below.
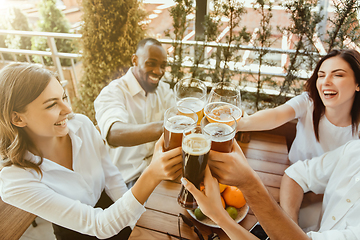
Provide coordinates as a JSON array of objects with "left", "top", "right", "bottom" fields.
[
  {"left": 0, "top": 131, "right": 288, "bottom": 240},
  {"left": 0, "top": 197, "right": 36, "bottom": 240},
  {"left": 129, "top": 132, "right": 290, "bottom": 239}
]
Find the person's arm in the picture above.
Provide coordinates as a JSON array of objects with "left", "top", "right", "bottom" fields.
[
  {"left": 238, "top": 104, "right": 295, "bottom": 132},
  {"left": 0, "top": 135, "right": 181, "bottom": 239},
  {"left": 280, "top": 174, "right": 304, "bottom": 224},
  {"left": 107, "top": 121, "right": 163, "bottom": 147},
  {"left": 239, "top": 172, "right": 310, "bottom": 240},
  {"left": 208, "top": 141, "right": 310, "bottom": 240},
  {"left": 181, "top": 166, "right": 258, "bottom": 240},
  {"left": 131, "top": 134, "right": 182, "bottom": 204},
  {"left": 94, "top": 81, "right": 165, "bottom": 148}
]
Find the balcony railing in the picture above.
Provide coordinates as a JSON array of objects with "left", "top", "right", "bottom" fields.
[{"left": 0, "top": 29, "right": 325, "bottom": 98}]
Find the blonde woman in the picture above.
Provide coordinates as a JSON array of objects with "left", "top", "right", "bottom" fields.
[{"left": 0, "top": 63, "right": 182, "bottom": 239}]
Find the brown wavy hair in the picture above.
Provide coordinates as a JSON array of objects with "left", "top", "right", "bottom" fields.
[
  {"left": 0, "top": 63, "right": 56, "bottom": 175},
  {"left": 304, "top": 49, "right": 360, "bottom": 141}
]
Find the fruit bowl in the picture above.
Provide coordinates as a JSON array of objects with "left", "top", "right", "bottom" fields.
[{"left": 187, "top": 204, "right": 249, "bottom": 228}]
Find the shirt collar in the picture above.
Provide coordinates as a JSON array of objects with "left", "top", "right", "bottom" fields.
[
  {"left": 124, "top": 68, "right": 146, "bottom": 97},
  {"left": 25, "top": 115, "right": 83, "bottom": 172}
]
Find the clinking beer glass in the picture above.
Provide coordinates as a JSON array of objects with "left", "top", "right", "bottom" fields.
[
  {"left": 177, "top": 126, "right": 211, "bottom": 209},
  {"left": 163, "top": 106, "right": 198, "bottom": 151},
  {"left": 174, "top": 78, "right": 207, "bottom": 125},
  {"left": 201, "top": 114, "right": 237, "bottom": 153}
]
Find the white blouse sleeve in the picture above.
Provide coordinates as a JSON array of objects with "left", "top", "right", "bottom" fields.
[
  {"left": 88, "top": 116, "right": 129, "bottom": 201},
  {"left": 0, "top": 167, "right": 145, "bottom": 239}
]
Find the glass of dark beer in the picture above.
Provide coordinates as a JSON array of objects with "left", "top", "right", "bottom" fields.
[
  {"left": 163, "top": 106, "right": 198, "bottom": 151},
  {"left": 201, "top": 115, "right": 237, "bottom": 153},
  {"left": 177, "top": 126, "right": 211, "bottom": 209}
]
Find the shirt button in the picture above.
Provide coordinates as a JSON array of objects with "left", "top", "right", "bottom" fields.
[
  {"left": 356, "top": 178, "right": 360, "bottom": 182},
  {"left": 332, "top": 216, "right": 336, "bottom": 220},
  {"left": 346, "top": 199, "right": 351, "bottom": 203}
]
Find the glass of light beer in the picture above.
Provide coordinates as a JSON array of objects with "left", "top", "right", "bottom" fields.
[
  {"left": 204, "top": 102, "right": 242, "bottom": 124},
  {"left": 174, "top": 78, "right": 207, "bottom": 125},
  {"left": 207, "top": 81, "right": 241, "bottom": 107},
  {"left": 177, "top": 126, "right": 211, "bottom": 209},
  {"left": 163, "top": 106, "right": 198, "bottom": 151},
  {"left": 201, "top": 115, "right": 237, "bottom": 153}
]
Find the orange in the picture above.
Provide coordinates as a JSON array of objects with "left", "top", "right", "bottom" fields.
[
  {"left": 219, "top": 183, "right": 228, "bottom": 193},
  {"left": 220, "top": 196, "right": 226, "bottom": 208},
  {"left": 200, "top": 183, "right": 205, "bottom": 192},
  {"left": 222, "top": 186, "right": 246, "bottom": 208}
]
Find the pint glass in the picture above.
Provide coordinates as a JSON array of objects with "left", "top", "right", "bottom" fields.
[
  {"left": 201, "top": 115, "right": 237, "bottom": 153},
  {"left": 204, "top": 102, "right": 242, "bottom": 124},
  {"left": 207, "top": 81, "right": 241, "bottom": 107},
  {"left": 174, "top": 78, "right": 207, "bottom": 124},
  {"left": 163, "top": 106, "right": 198, "bottom": 151},
  {"left": 177, "top": 126, "right": 211, "bottom": 209}
]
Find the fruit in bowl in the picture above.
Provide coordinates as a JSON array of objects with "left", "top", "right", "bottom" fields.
[{"left": 194, "top": 184, "right": 246, "bottom": 221}]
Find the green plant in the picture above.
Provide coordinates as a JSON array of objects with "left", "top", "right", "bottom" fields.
[
  {"left": 165, "top": 0, "right": 195, "bottom": 84},
  {"left": 277, "top": 0, "right": 322, "bottom": 104},
  {"left": 209, "top": 0, "right": 250, "bottom": 83},
  {"left": 31, "top": 0, "right": 75, "bottom": 66},
  {"left": 251, "top": 0, "right": 275, "bottom": 110},
  {"left": 325, "top": 0, "right": 360, "bottom": 51},
  {"left": 73, "top": 0, "right": 146, "bottom": 122},
  {"left": 3, "top": 7, "right": 32, "bottom": 62}
]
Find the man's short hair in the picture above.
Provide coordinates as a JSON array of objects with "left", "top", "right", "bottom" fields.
[{"left": 135, "top": 38, "right": 162, "bottom": 54}]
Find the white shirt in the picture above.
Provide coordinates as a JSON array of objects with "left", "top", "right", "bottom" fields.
[
  {"left": 285, "top": 92, "right": 359, "bottom": 164},
  {"left": 285, "top": 140, "right": 360, "bottom": 240},
  {"left": 0, "top": 114, "right": 145, "bottom": 239},
  {"left": 94, "top": 68, "right": 175, "bottom": 183}
]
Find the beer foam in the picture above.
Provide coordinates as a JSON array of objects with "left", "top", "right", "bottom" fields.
[
  {"left": 177, "top": 97, "right": 205, "bottom": 113},
  {"left": 182, "top": 133, "right": 211, "bottom": 156},
  {"left": 205, "top": 102, "right": 242, "bottom": 122},
  {"left": 204, "top": 123, "right": 235, "bottom": 142},
  {"left": 165, "top": 115, "right": 196, "bottom": 133}
]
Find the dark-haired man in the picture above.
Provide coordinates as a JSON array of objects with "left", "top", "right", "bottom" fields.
[{"left": 95, "top": 38, "right": 175, "bottom": 187}]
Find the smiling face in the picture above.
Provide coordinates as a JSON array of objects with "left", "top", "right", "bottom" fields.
[
  {"left": 316, "top": 56, "right": 360, "bottom": 111},
  {"left": 13, "top": 77, "right": 72, "bottom": 142},
  {"left": 131, "top": 42, "right": 167, "bottom": 93}
]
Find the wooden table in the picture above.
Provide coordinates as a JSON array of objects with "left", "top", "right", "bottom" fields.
[
  {"left": 129, "top": 132, "right": 290, "bottom": 239},
  {"left": 0, "top": 197, "right": 36, "bottom": 240}
]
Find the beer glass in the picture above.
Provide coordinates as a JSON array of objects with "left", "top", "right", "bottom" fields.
[
  {"left": 201, "top": 115, "right": 237, "bottom": 153},
  {"left": 177, "top": 126, "right": 211, "bottom": 209},
  {"left": 163, "top": 106, "right": 198, "bottom": 151},
  {"left": 207, "top": 81, "right": 241, "bottom": 107},
  {"left": 204, "top": 101, "right": 242, "bottom": 124},
  {"left": 174, "top": 78, "right": 207, "bottom": 124}
]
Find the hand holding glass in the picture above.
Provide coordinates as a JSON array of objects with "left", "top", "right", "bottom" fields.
[{"left": 177, "top": 126, "right": 211, "bottom": 209}]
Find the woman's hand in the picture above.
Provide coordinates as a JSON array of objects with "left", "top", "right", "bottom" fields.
[
  {"left": 208, "top": 141, "right": 255, "bottom": 189},
  {"left": 147, "top": 134, "right": 182, "bottom": 183},
  {"left": 181, "top": 166, "right": 228, "bottom": 223}
]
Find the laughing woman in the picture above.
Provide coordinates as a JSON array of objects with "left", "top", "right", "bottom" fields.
[
  {"left": 0, "top": 63, "right": 182, "bottom": 239},
  {"left": 237, "top": 49, "right": 360, "bottom": 164}
]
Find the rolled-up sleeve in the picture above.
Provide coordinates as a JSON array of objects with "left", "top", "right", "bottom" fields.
[
  {"left": 94, "top": 81, "right": 129, "bottom": 141},
  {"left": 285, "top": 144, "right": 346, "bottom": 194}
]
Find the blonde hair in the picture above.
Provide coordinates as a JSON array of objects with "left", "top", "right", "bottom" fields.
[{"left": 0, "top": 63, "right": 56, "bottom": 175}]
